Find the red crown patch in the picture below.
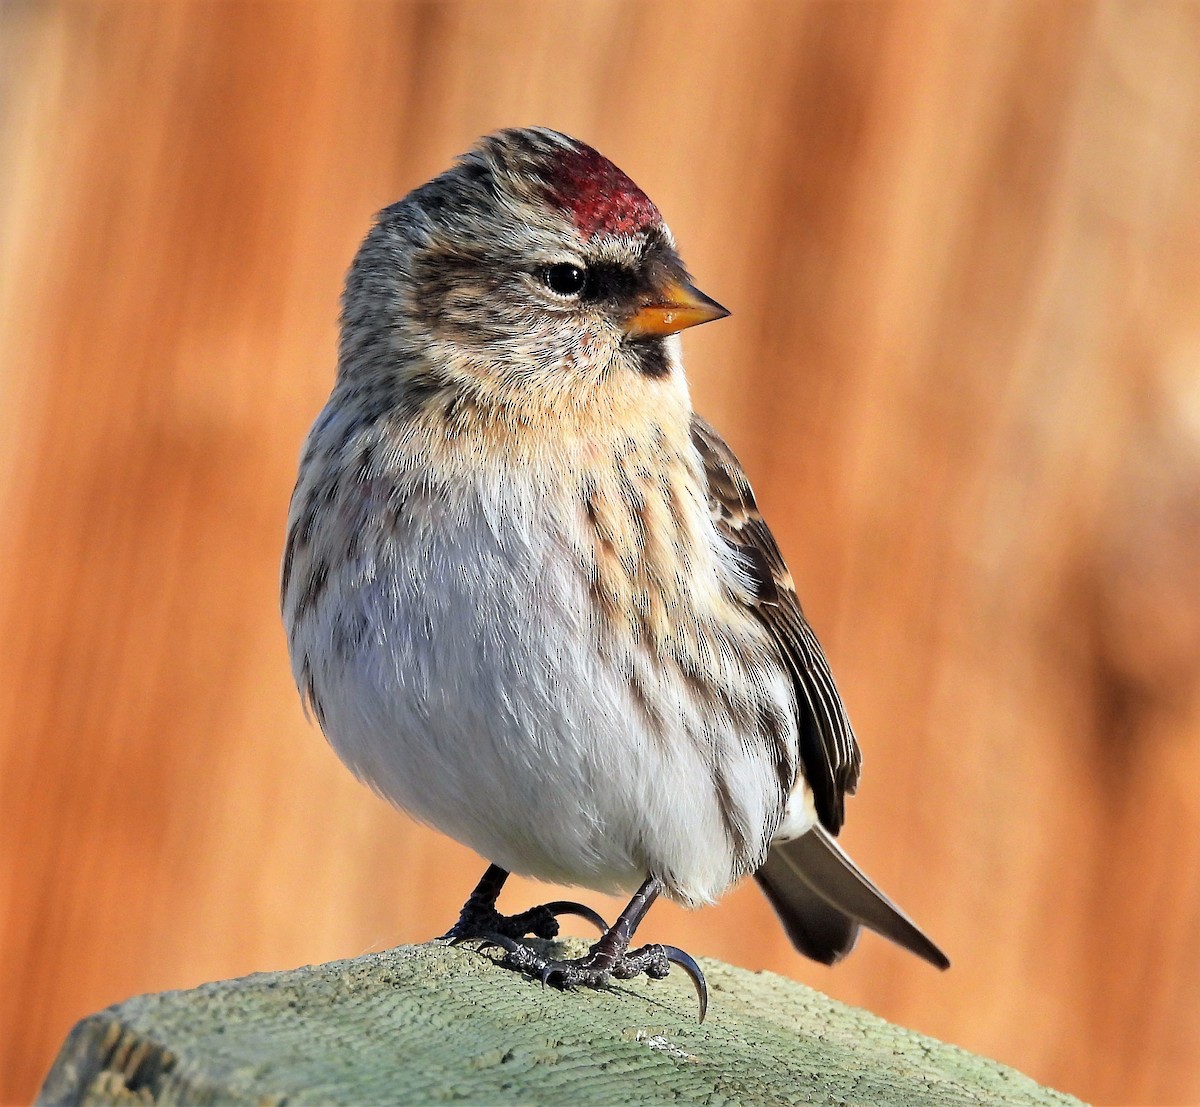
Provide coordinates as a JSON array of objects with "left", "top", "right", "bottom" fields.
[{"left": 540, "top": 141, "right": 661, "bottom": 239}]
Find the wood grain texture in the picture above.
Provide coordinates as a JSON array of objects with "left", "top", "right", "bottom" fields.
[
  {"left": 2, "top": 3, "right": 1197, "bottom": 1105},
  {"left": 36, "top": 941, "right": 1084, "bottom": 1107}
]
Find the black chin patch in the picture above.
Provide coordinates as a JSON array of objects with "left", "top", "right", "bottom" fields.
[{"left": 632, "top": 337, "right": 670, "bottom": 379}]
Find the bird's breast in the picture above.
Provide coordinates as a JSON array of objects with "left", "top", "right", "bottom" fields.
[{"left": 283, "top": 435, "right": 798, "bottom": 901}]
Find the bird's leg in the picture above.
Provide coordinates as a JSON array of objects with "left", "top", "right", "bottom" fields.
[
  {"left": 487, "top": 875, "right": 709, "bottom": 1021},
  {"left": 441, "top": 863, "right": 609, "bottom": 941}
]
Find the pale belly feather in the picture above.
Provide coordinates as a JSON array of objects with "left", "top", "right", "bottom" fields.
[{"left": 290, "top": 472, "right": 802, "bottom": 905}]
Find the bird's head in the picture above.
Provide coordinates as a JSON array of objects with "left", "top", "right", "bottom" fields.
[{"left": 338, "top": 128, "right": 728, "bottom": 427}]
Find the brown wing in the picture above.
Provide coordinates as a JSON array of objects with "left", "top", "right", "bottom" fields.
[{"left": 691, "top": 415, "right": 862, "bottom": 834}]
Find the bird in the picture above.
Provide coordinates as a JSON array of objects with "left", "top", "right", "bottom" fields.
[{"left": 282, "top": 126, "right": 948, "bottom": 1021}]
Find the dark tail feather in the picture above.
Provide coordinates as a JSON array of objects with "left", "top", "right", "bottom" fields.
[{"left": 756, "top": 827, "right": 950, "bottom": 970}]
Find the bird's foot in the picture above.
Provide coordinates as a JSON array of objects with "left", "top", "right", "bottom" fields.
[
  {"left": 442, "top": 899, "right": 609, "bottom": 943},
  {"left": 481, "top": 934, "right": 709, "bottom": 1022}
]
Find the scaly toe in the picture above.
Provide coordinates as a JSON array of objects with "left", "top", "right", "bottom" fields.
[
  {"left": 442, "top": 900, "right": 609, "bottom": 943},
  {"left": 462, "top": 932, "right": 555, "bottom": 977},
  {"left": 539, "top": 959, "right": 609, "bottom": 990}
]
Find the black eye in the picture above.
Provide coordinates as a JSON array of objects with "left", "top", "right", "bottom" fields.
[{"left": 543, "top": 263, "right": 587, "bottom": 298}]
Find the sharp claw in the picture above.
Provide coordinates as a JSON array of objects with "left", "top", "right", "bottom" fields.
[
  {"left": 661, "top": 944, "right": 709, "bottom": 1023},
  {"left": 540, "top": 900, "right": 610, "bottom": 935}
]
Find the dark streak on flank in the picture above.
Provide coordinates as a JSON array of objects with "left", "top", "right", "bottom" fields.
[
  {"left": 713, "top": 765, "right": 752, "bottom": 869},
  {"left": 583, "top": 484, "right": 601, "bottom": 528},
  {"left": 758, "top": 698, "right": 798, "bottom": 799},
  {"left": 628, "top": 670, "right": 668, "bottom": 750},
  {"left": 297, "top": 497, "right": 320, "bottom": 546},
  {"left": 352, "top": 441, "right": 378, "bottom": 484},
  {"left": 280, "top": 523, "right": 300, "bottom": 600},
  {"left": 299, "top": 656, "right": 326, "bottom": 727},
  {"left": 332, "top": 610, "right": 369, "bottom": 659},
  {"left": 677, "top": 650, "right": 742, "bottom": 722},
  {"left": 346, "top": 524, "right": 364, "bottom": 564},
  {"left": 584, "top": 489, "right": 621, "bottom": 567},
  {"left": 296, "top": 560, "right": 330, "bottom": 620},
  {"left": 660, "top": 467, "right": 690, "bottom": 541},
  {"left": 387, "top": 495, "right": 407, "bottom": 535},
  {"left": 588, "top": 576, "right": 622, "bottom": 625},
  {"left": 617, "top": 464, "right": 647, "bottom": 570}
]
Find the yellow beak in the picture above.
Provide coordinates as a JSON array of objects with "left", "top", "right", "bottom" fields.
[{"left": 623, "top": 278, "right": 730, "bottom": 338}]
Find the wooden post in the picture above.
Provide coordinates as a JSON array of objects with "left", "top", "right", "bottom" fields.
[{"left": 37, "top": 941, "right": 1084, "bottom": 1106}]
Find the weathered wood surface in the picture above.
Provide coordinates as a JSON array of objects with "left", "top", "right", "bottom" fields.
[{"left": 38, "top": 942, "right": 1083, "bottom": 1107}]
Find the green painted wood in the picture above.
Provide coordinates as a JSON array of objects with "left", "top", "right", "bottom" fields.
[{"left": 37, "top": 940, "right": 1085, "bottom": 1106}]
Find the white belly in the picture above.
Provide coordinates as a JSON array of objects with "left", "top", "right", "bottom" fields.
[{"left": 288, "top": 473, "right": 798, "bottom": 905}]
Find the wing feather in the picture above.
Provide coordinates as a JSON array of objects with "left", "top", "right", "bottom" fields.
[{"left": 691, "top": 415, "right": 861, "bottom": 833}]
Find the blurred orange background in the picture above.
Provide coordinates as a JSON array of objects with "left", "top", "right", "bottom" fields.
[{"left": 3, "top": 3, "right": 1199, "bottom": 1104}]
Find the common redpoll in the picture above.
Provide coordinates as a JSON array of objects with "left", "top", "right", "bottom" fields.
[{"left": 282, "top": 127, "right": 948, "bottom": 1019}]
